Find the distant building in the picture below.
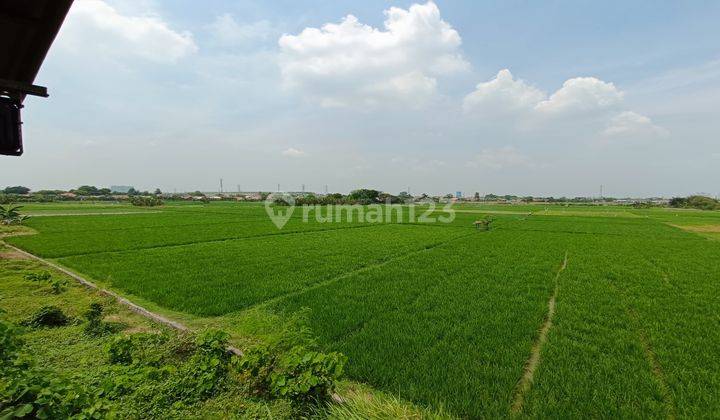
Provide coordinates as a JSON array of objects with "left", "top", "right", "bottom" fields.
[
  {"left": 110, "top": 185, "right": 134, "bottom": 193},
  {"left": 455, "top": 191, "right": 462, "bottom": 199}
]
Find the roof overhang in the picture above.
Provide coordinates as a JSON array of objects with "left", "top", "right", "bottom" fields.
[{"left": 0, "top": 0, "right": 73, "bottom": 156}]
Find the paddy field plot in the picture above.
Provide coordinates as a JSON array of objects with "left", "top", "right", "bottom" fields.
[{"left": 5, "top": 202, "right": 720, "bottom": 417}]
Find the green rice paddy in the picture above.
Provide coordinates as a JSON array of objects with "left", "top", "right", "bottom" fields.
[{"left": 5, "top": 202, "right": 720, "bottom": 417}]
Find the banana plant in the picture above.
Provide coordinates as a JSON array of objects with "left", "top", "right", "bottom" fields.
[{"left": 0, "top": 205, "right": 30, "bottom": 225}]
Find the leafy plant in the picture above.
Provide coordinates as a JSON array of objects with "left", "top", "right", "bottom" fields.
[
  {"left": 23, "top": 272, "right": 67, "bottom": 294},
  {"left": 0, "top": 205, "right": 30, "bottom": 225},
  {"left": 176, "top": 330, "right": 232, "bottom": 399},
  {"left": 50, "top": 278, "right": 69, "bottom": 295},
  {"left": 23, "top": 271, "right": 51, "bottom": 282},
  {"left": 107, "top": 336, "right": 135, "bottom": 365},
  {"left": 0, "top": 368, "right": 111, "bottom": 419},
  {"left": 20, "top": 305, "right": 70, "bottom": 328},
  {"left": 83, "top": 303, "right": 112, "bottom": 337},
  {"left": 1, "top": 309, "right": 111, "bottom": 419},
  {"left": 238, "top": 344, "right": 346, "bottom": 404},
  {"left": 0, "top": 312, "right": 23, "bottom": 363}
]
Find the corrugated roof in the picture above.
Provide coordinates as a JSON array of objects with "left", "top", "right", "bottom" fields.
[{"left": 0, "top": 0, "right": 73, "bottom": 96}]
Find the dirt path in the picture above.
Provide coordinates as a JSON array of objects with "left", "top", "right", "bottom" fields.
[
  {"left": 1, "top": 242, "right": 243, "bottom": 356},
  {"left": 511, "top": 251, "right": 568, "bottom": 414}
]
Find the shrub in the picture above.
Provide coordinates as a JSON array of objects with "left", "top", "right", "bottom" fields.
[
  {"left": 50, "top": 278, "right": 68, "bottom": 294},
  {"left": 23, "top": 271, "right": 51, "bottom": 282},
  {"left": 107, "top": 336, "right": 135, "bottom": 365},
  {"left": 129, "top": 196, "right": 163, "bottom": 207},
  {"left": 21, "top": 306, "right": 69, "bottom": 328},
  {"left": 238, "top": 344, "right": 346, "bottom": 404},
  {"left": 669, "top": 195, "right": 720, "bottom": 210},
  {"left": 0, "top": 312, "right": 22, "bottom": 363},
  {"left": 0, "top": 309, "right": 111, "bottom": 419},
  {"left": 0, "top": 368, "right": 111, "bottom": 419},
  {"left": 176, "top": 330, "right": 232, "bottom": 399},
  {"left": 0, "top": 205, "right": 30, "bottom": 225},
  {"left": 84, "top": 303, "right": 112, "bottom": 337}
]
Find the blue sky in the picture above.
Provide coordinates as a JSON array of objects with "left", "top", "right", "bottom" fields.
[{"left": 4, "top": 0, "right": 720, "bottom": 197}]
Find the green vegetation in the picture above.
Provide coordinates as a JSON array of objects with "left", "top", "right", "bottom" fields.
[
  {"left": 129, "top": 195, "right": 163, "bottom": 207},
  {"left": 0, "top": 249, "right": 364, "bottom": 418},
  {"left": 670, "top": 195, "right": 720, "bottom": 210},
  {"left": 2, "top": 201, "right": 720, "bottom": 417},
  {"left": 0, "top": 205, "right": 29, "bottom": 225}
]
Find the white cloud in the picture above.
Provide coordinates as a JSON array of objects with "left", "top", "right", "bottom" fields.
[
  {"left": 466, "top": 146, "right": 532, "bottom": 169},
  {"left": 209, "top": 14, "right": 273, "bottom": 45},
  {"left": 603, "top": 111, "right": 669, "bottom": 138},
  {"left": 281, "top": 147, "right": 307, "bottom": 157},
  {"left": 58, "top": 0, "right": 197, "bottom": 63},
  {"left": 462, "top": 71, "right": 666, "bottom": 141},
  {"left": 535, "top": 77, "right": 624, "bottom": 115},
  {"left": 278, "top": 1, "right": 468, "bottom": 107},
  {"left": 463, "top": 69, "right": 545, "bottom": 116}
]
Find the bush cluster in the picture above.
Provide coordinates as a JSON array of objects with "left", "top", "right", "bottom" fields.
[
  {"left": 129, "top": 195, "right": 163, "bottom": 207},
  {"left": 1, "top": 309, "right": 111, "bottom": 418},
  {"left": 21, "top": 305, "right": 69, "bottom": 328},
  {"left": 2, "top": 297, "right": 348, "bottom": 417},
  {"left": 669, "top": 195, "right": 720, "bottom": 211}
]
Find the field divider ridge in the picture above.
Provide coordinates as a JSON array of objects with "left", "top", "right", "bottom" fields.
[
  {"left": 510, "top": 251, "right": 568, "bottom": 415},
  {"left": 606, "top": 277, "right": 676, "bottom": 419},
  {"left": 28, "top": 211, "right": 164, "bottom": 217},
  {"left": 1, "top": 242, "right": 245, "bottom": 357},
  {"left": 48, "top": 223, "right": 383, "bottom": 259},
  {"left": 249, "top": 230, "right": 479, "bottom": 312}
]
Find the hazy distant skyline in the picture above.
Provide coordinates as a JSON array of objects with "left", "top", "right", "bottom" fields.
[{"left": 3, "top": 0, "right": 720, "bottom": 197}]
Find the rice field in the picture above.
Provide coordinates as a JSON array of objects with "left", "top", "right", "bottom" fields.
[{"left": 5, "top": 202, "right": 720, "bottom": 417}]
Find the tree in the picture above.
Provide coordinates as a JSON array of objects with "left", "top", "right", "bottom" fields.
[
  {"left": 98, "top": 188, "right": 111, "bottom": 195},
  {"left": 127, "top": 187, "right": 140, "bottom": 196},
  {"left": 669, "top": 197, "right": 687, "bottom": 208},
  {"left": 474, "top": 192, "right": 480, "bottom": 201},
  {"left": 347, "top": 189, "right": 381, "bottom": 205},
  {"left": 3, "top": 186, "right": 30, "bottom": 194},
  {"left": 378, "top": 192, "right": 401, "bottom": 204},
  {"left": 154, "top": 188, "right": 162, "bottom": 195},
  {"left": 397, "top": 191, "right": 412, "bottom": 203},
  {"left": 73, "top": 186, "right": 101, "bottom": 196}
]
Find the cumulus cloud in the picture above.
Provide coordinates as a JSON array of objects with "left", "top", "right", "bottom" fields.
[
  {"left": 603, "top": 111, "right": 669, "bottom": 138},
  {"left": 58, "top": 0, "right": 197, "bottom": 63},
  {"left": 281, "top": 147, "right": 307, "bottom": 157},
  {"left": 466, "top": 146, "right": 532, "bottom": 169},
  {"left": 209, "top": 14, "right": 274, "bottom": 45},
  {"left": 534, "top": 77, "right": 624, "bottom": 115},
  {"left": 463, "top": 70, "right": 667, "bottom": 140},
  {"left": 278, "top": 1, "right": 468, "bottom": 107},
  {"left": 463, "top": 69, "right": 545, "bottom": 116}
]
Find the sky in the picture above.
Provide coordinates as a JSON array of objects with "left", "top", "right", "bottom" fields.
[{"left": 3, "top": 0, "right": 720, "bottom": 197}]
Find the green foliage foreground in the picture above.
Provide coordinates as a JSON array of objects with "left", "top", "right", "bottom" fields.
[{"left": 0, "top": 305, "right": 346, "bottom": 418}]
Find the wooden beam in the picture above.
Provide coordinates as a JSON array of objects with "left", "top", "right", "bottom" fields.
[{"left": 0, "top": 78, "right": 48, "bottom": 98}]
